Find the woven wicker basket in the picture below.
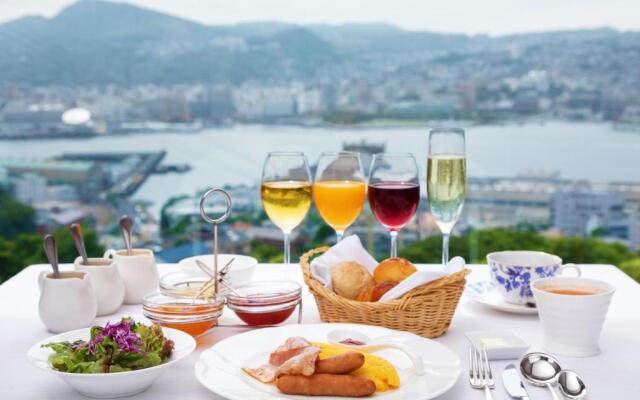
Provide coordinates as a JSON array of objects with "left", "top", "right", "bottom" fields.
[{"left": 300, "top": 246, "right": 469, "bottom": 338}]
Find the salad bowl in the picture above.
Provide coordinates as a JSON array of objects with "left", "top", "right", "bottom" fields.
[{"left": 27, "top": 325, "right": 196, "bottom": 398}]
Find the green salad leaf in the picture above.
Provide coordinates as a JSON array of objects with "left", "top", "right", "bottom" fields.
[{"left": 42, "top": 318, "right": 174, "bottom": 374}]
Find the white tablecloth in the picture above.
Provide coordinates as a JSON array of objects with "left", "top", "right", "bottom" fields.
[{"left": 1, "top": 263, "right": 639, "bottom": 399}]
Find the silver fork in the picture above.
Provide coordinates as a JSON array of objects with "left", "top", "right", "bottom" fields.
[{"left": 469, "top": 347, "right": 495, "bottom": 399}]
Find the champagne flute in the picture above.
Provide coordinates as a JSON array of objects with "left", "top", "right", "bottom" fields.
[
  {"left": 261, "top": 152, "right": 312, "bottom": 264},
  {"left": 368, "top": 153, "right": 420, "bottom": 258},
  {"left": 427, "top": 128, "right": 466, "bottom": 265},
  {"left": 314, "top": 151, "right": 366, "bottom": 242}
]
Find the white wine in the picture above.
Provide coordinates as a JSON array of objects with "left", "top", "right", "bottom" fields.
[
  {"left": 261, "top": 181, "right": 312, "bottom": 233},
  {"left": 427, "top": 155, "right": 466, "bottom": 232}
]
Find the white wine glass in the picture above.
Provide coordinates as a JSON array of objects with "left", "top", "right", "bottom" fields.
[
  {"left": 261, "top": 152, "right": 312, "bottom": 264},
  {"left": 427, "top": 128, "right": 466, "bottom": 265}
]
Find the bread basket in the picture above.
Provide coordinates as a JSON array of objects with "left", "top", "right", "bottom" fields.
[{"left": 300, "top": 246, "right": 469, "bottom": 338}]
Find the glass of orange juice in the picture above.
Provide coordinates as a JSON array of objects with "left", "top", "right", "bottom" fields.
[{"left": 314, "top": 151, "right": 366, "bottom": 242}]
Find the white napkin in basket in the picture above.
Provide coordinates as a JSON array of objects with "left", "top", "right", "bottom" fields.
[
  {"left": 309, "top": 234, "right": 466, "bottom": 302},
  {"left": 378, "top": 256, "right": 465, "bottom": 302}
]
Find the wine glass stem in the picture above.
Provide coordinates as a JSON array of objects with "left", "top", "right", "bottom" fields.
[
  {"left": 336, "top": 230, "right": 344, "bottom": 243},
  {"left": 442, "top": 232, "right": 450, "bottom": 266},
  {"left": 283, "top": 232, "right": 291, "bottom": 264},
  {"left": 390, "top": 230, "right": 398, "bottom": 258}
]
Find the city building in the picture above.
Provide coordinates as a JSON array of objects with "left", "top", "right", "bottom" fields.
[
  {"left": 0, "top": 159, "right": 105, "bottom": 199},
  {"left": 13, "top": 174, "right": 47, "bottom": 204},
  {"left": 552, "top": 187, "right": 626, "bottom": 237}
]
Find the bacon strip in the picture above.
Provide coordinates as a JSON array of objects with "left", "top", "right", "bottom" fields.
[
  {"left": 244, "top": 343, "right": 320, "bottom": 383},
  {"left": 269, "top": 336, "right": 311, "bottom": 366}
]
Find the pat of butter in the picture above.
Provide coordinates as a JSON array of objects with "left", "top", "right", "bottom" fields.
[
  {"left": 465, "top": 330, "right": 530, "bottom": 360},
  {"left": 480, "top": 338, "right": 512, "bottom": 349}
]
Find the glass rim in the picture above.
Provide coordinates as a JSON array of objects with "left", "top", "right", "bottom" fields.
[
  {"left": 371, "top": 152, "right": 416, "bottom": 159},
  {"left": 318, "top": 151, "right": 360, "bottom": 158},
  {"left": 266, "top": 151, "right": 307, "bottom": 157},
  {"left": 429, "top": 127, "right": 465, "bottom": 135}
]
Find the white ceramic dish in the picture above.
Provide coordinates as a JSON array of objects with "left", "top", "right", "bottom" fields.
[
  {"left": 195, "top": 323, "right": 461, "bottom": 400},
  {"left": 178, "top": 254, "right": 257, "bottom": 286},
  {"left": 28, "top": 327, "right": 196, "bottom": 398},
  {"left": 465, "top": 330, "right": 530, "bottom": 360},
  {"left": 466, "top": 281, "right": 538, "bottom": 315}
]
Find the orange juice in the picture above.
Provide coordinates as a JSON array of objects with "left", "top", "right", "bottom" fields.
[{"left": 313, "top": 180, "right": 366, "bottom": 231}]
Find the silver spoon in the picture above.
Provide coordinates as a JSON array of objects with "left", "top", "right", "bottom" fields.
[
  {"left": 119, "top": 215, "right": 134, "bottom": 256},
  {"left": 520, "top": 352, "right": 563, "bottom": 400},
  {"left": 69, "top": 223, "right": 88, "bottom": 264},
  {"left": 43, "top": 234, "right": 60, "bottom": 279},
  {"left": 558, "top": 370, "right": 587, "bottom": 399}
]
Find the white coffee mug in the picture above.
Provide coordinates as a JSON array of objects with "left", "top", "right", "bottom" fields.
[
  {"left": 38, "top": 270, "right": 97, "bottom": 333},
  {"left": 104, "top": 248, "right": 159, "bottom": 304},
  {"left": 74, "top": 256, "right": 125, "bottom": 316},
  {"left": 532, "top": 276, "right": 615, "bottom": 357}
]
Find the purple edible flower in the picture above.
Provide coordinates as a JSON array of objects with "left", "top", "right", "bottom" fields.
[{"left": 88, "top": 319, "right": 142, "bottom": 355}]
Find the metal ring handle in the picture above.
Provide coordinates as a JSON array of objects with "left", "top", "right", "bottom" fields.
[{"left": 199, "top": 188, "right": 232, "bottom": 224}]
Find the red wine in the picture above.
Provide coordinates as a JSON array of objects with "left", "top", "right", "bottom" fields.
[{"left": 368, "top": 182, "right": 420, "bottom": 230}]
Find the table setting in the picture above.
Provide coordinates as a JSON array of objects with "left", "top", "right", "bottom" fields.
[{"left": 2, "top": 127, "right": 640, "bottom": 399}]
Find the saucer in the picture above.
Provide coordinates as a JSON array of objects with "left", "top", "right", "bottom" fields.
[{"left": 466, "top": 281, "right": 538, "bottom": 315}]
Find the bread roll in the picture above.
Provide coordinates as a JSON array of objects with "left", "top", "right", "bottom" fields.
[
  {"left": 356, "top": 280, "right": 398, "bottom": 302},
  {"left": 331, "top": 261, "right": 375, "bottom": 300},
  {"left": 373, "top": 258, "right": 417, "bottom": 283}
]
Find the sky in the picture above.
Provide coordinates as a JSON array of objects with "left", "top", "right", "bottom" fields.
[{"left": 1, "top": 0, "right": 639, "bottom": 35}]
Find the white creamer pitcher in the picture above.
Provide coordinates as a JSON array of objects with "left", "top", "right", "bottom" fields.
[
  {"left": 38, "top": 270, "right": 97, "bottom": 333},
  {"left": 104, "top": 248, "right": 159, "bottom": 304},
  {"left": 74, "top": 257, "right": 125, "bottom": 316}
]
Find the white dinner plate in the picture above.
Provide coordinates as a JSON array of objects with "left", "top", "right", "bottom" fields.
[
  {"left": 466, "top": 281, "right": 538, "bottom": 315},
  {"left": 28, "top": 326, "right": 196, "bottom": 398},
  {"left": 195, "top": 323, "right": 461, "bottom": 400}
]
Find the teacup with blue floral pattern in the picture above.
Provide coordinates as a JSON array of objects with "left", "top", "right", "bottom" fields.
[{"left": 487, "top": 251, "right": 581, "bottom": 305}]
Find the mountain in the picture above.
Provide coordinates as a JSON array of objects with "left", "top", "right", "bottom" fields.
[
  {"left": 0, "top": 0, "right": 338, "bottom": 85},
  {"left": 0, "top": 0, "right": 636, "bottom": 86}
]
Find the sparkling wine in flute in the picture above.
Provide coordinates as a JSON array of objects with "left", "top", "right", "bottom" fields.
[
  {"left": 260, "top": 181, "right": 312, "bottom": 234},
  {"left": 427, "top": 155, "right": 466, "bottom": 233}
]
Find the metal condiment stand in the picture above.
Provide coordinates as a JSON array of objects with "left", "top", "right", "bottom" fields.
[
  {"left": 199, "top": 188, "right": 232, "bottom": 296},
  {"left": 198, "top": 187, "right": 303, "bottom": 326}
]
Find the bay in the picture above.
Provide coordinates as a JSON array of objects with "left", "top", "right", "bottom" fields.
[{"left": 1, "top": 121, "right": 639, "bottom": 217}]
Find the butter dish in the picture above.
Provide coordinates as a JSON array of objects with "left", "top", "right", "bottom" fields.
[{"left": 465, "top": 330, "right": 530, "bottom": 360}]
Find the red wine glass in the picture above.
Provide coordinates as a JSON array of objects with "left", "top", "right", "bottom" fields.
[{"left": 368, "top": 153, "right": 420, "bottom": 258}]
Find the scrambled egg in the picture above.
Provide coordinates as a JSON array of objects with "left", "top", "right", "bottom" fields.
[{"left": 311, "top": 342, "right": 400, "bottom": 391}]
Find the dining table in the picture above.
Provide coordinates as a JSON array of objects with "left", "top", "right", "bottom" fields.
[{"left": 1, "top": 261, "right": 639, "bottom": 399}]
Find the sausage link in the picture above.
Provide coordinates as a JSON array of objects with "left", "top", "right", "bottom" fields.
[
  {"left": 315, "top": 352, "right": 365, "bottom": 374},
  {"left": 276, "top": 374, "right": 376, "bottom": 397}
]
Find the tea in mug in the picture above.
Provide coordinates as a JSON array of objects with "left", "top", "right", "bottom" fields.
[{"left": 541, "top": 286, "right": 601, "bottom": 296}]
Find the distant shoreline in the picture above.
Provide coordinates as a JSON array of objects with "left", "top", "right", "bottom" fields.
[{"left": 1, "top": 116, "right": 634, "bottom": 141}]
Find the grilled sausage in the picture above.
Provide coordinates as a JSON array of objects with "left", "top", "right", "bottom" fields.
[
  {"left": 276, "top": 374, "right": 376, "bottom": 397},
  {"left": 315, "top": 352, "right": 365, "bottom": 374}
]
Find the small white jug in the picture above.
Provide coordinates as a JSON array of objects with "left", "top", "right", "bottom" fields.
[
  {"left": 74, "top": 257, "right": 125, "bottom": 316},
  {"left": 104, "top": 248, "right": 159, "bottom": 304},
  {"left": 38, "top": 270, "right": 97, "bottom": 333}
]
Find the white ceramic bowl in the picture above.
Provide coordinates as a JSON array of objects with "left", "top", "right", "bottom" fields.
[
  {"left": 178, "top": 254, "right": 257, "bottom": 286},
  {"left": 27, "top": 327, "right": 196, "bottom": 398}
]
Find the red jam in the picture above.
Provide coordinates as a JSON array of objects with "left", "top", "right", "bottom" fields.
[
  {"left": 233, "top": 306, "right": 297, "bottom": 326},
  {"left": 226, "top": 281, "right": 302, "bottom": 327},
  {"left": 339, "top": 338, "right": 366, "bottom": 346}
]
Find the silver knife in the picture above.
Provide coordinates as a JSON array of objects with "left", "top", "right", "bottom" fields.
[{"left": 503, "top": 364, "right": 531, "bottom": 400}]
